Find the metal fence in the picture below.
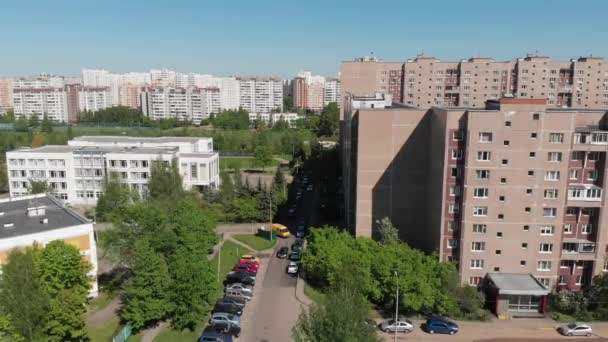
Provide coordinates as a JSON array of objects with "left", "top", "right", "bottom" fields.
[{"left": 112, "top": 323, "right": 132, "bottom": 342}]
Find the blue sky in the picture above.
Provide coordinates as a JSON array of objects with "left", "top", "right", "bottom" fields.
[{"left": 1, "top": 0, "right": 607, "bottom": 78}]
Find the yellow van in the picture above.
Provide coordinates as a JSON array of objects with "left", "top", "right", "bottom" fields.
[{"left": 272, "top": 223, "right": 291, "bottom": 238}]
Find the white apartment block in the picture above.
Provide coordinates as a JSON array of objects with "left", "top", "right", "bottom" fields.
[
  {"left": 14, "top": 75, "right": 65, "bottom": 89},
  {"left": 140, "top": 87, "right": 220, "bottom": 125},
  {"left": 238, "top": 77, "right": 283, "bottom": 113},
  {"left": 324, "top": 78, "right": 341, "bottom": 106},
  {"left": 78, "top": 87, "right": 113, "bottom": 112},
  {"left": 248, "top": 112, "right": 300, "bottom": 127},
  {"left": 13, "top": 88, "right": 68, "bottom": 122},
  {"left": 150, "top": 69, "right": 177, "bottom": 87},
  {"left": 6, "top": 136, "right": 221, "bottom": 206}
]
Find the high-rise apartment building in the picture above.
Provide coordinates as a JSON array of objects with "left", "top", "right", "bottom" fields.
[
  {"left": 150, "top": 69, "right": 178, "bottom": 87},
  {"left": 341, "top": 55, "right": 608, "bottom": 110},
  {"left": 140, "top": 87, "right": 220, "bottom": 124},
  {"left": 13, "top": 87, "right": 68, "bottom": 122},
  {"left": 6, "top": 136, "right": 220, "bottom": 205},
  {"left": 292, "top": 71, "right": 341, "bottom": 111},
  {"left": 324, "top": 78, "right": 341, "bottom": 106},
  {"left": 0, "top": 79, "right": 14, "bottom": 112},
  {"left": 78, "top": 87, "right": 113, "bottom": 113},
  {"left": 343, "top": 96, "right": 608, "bottom": 294},
  {"left": 238, "top": 77, "right": 283, "bottom": 113},
  {"left": 118, "top": 83, "right": 141, "bottom": 109}
]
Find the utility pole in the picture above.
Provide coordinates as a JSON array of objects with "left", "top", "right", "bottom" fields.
[
  {"left": 217, "top": 245, "right": 221, "bottom": 283},
  {"left": 269, "top": 193, "right": 273, "bottom": 241},
  {"left": 394, "top": 271, "right": 399, "bottom": 342}
]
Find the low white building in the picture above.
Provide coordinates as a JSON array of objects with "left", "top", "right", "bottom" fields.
[
  {"left": 0, "top": 194, "right": 98, "bottom": 297},
  {"left": 248, "top": 112, "right": 300, "bottom": 127},
  {"left": 6, "top": 136, "right": 220, "bottom": 206}
]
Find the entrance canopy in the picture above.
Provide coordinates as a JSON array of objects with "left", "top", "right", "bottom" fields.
[{"left": 486, "top": 273, "right": 550, "bottom": 296}]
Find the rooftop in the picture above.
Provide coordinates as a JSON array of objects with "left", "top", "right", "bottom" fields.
[
  {"left": 9, "top": 145, "right": 178, "bottom": 155},
  {"left": 487, "top": 273, "right": 550, "bottom": 296},
  {"left": 71, "top": 136, "right": 211, "bottom": 143},
  {"left": 0, "top": 194, "right": 90, "bottom": 240}
]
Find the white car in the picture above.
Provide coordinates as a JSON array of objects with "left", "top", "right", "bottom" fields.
[
  {"left": 225, "top": 283, "right": 253, "bottom": 295},
  {"left": 558, "top": 322, "right": 592, "bottom": 336},
  {"left": 287, "top": 261, "right": 299, "bottom": 275},
  {"left": 380, "top": 318, "right": 414, "bottom": 333}
]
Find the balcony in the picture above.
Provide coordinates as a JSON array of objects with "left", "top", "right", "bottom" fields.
[
  {"left": 567, "top": 185, "right": 602, "bottom": 202},
  {"left": 574, "top": 131, "right": 608, "bottom": 145},
  {"left": 562, "top": 240, "right": 596, "bottom": 258}
]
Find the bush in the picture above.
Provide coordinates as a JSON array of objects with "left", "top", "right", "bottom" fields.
[{"left": 550, "top": 290, "right": 587, "bottom": 315}]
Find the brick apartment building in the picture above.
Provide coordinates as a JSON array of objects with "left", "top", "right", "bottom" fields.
[{"left": 343, "top": 95, "right": 608, "bottom": 294}]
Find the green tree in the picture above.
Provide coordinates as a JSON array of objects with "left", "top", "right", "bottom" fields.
[
  {"left": 45, "top": 289, "right": 87, "bottom": 342},
  {"left": 66, "top": 125, "right": 74, "bottom": 140},
  {"left": 254, "top": 145, "right": 273, "bottom": 171},
  {"left": 28, "top": 114, "right": 40, "bottom": 127},
  {"left": 148, "top": 161, "right": 184, "bottom": 202},
  {"left": 96, "top": 174, "right": 137, "bottom": 222},
  {"left": 0, "top": 163, "right": 7, "bottom": 193},
  {"left": 121, "top": 239, "right": 172, "bottom": 330},
  {"left": 271, "top": 166, "right": 287, "bottom": 205},
  {"left": 15, "top": 116, "right": 29, "bottom": 132},
  {"left": 213, "top": 108, "right": 250, "bottom": 129},
  {"left": 0, "top": 314, "right": 25, "bottom": 342},
  {"left": 169, "top": 247, "right": 217, "bottom": 331},
  {"left": 376, "top": 217, "right": 398, "bottom": 244},
  {"left": 272, "top": 119, "right": 290, "bottom": 131},
  {"left": 41, "top": 114, "right": 53, "bottom": 133},
  {"left": 283, "top": 96, "right": 294, "bottom": 112},
  {"left": 226, "top": 198, "right": 258, "bottom": 222},
  {"left": 293, "top": 283, "right": 379, "bottom": 342},
  {"left": 28, "top": 180, "right": 48, "bottom": 194},
  {"left": 0, "top": 247, "right": 49, "bottom": 341},
  {"left": 317, "top": 103, "right": 339, "bottom": 137}
]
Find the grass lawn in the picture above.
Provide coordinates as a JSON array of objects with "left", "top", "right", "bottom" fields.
[
  {"left": 154, "top": 324, "right": 204, "bottom": 342},
  {"left": 127, "top": 333, "right": 142, "bottom": 342},
  {"left": 87, "top": 290, "right": 118, "bottom": 314},
  {"left": 233, "top": 234, "right": 277, "bottom": 251},
  {"left": 220, "top": 156, "right": 279, "bottom": 171},
  {"left": 551, "top": 312, "right": 577, "bottom": 322},
  {"left": 304, "top": 282, "right": 326, "bottom": 305},
  {"left": 211, "top": 240, "right": 248, "bottom": 277},
  {"left": 88, "top": 316, "right": 121, "bottom": 342}
]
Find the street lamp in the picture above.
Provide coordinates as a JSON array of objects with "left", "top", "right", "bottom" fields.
[{"left": 394, "top": 271, "right": 399, "bottom": 342}]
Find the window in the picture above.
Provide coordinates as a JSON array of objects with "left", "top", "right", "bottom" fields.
[
  {"left": 543, "top": 208, "right": 557, "bottom": 217},
  {"left": 549, "top": 133, "right": 564, "bottom": 143},
  {"left": 473, "top": 206, "right": 488, "bottom": 216},
  {"left": 499, "top": 195, "right": 505, "bottom": 201},
  {"left": 477, "top": 151, "right": 491, "bottom": 161},
  {"left": 539, "top": 243, "right": 553, "bottom": 253},
  {"left": 498, "top": 214, "right": 504, "bottom": 220},
  {"left": 533, "top": 113, "right": 540, "bottom": 120},
  {"left": 522, "top": 243, "right": 528, "bottom": 249},
  {"left": 588, "top": 152, "right": 600, "bottom": 161},
  {"left": 472, "top": 224, "right": 487, "bottom": 233},
  {"left": 540, "top": 225, "right": 555, "bottom": 235},
  {"left": 496, "top": 232, "right": 503, "bottom": 238},
  {"left": 581, "top": 224, "right": 593, "bottom": 234},
  {"left": 572, "top": 151, "right": 584, "bottom": 161},
  {"left": 528, "top": 170, "right": 534, "bottom": 176},
  {"left": 548, "top": 152, "right": 562, "bottom": 162},
  {"left": 559, "top": 275, "right": 567, "bottom": 285},
  {"left": 448, "top": 221, "right": 458, "bottom": 231},
  {"left": 452, "top": 149, "right": 463, "bottom": 160},
  {"left": 449, "top": 185, "right": 460, "bottom": 196},
  {"left": 478, "top": 132, "right": 492, "bottom": 142},
  {"left": 526, "top": 188, "right": 533, "bottom": 195},
  {"left": 469, "top": 277, "right": 482, "bottom": 286},
  {"left": 448, "top": 204, "right": 459, "bottom": 214},
  {"left": 564, "top": 224, "right": 572, "bottom": 234},
  {"left": 525, "top": 207, "right": 531, "bottom": 213},
  {"left": 505, "top": 121, "right": 511, "bottom": 127},
  {"left": 575, "top": 276, "right": 582, "bottom": 285},
  {"left": 545, "top": 171, "right": 560, "bottom": 181},
  {"left": 473, "top": 188, "right": 489, "bottom": 198},
  {"left": 588, "top": 170, "right": 599, "bottom": 180},
  {"left": 471, "top": 241, "right": 486, "bottom": 252},
  {"left": 570, "top": 169, "right": 579, "bottom": 180},
  {"left": 537, "top": 261, "right": 552, "bottom": 271},
  {"left": 520, "top": 260, "right": 527, "bottom": 266},
  {"left": 544, "top": 189, "right": 558, "bottom": 199},
  {"left": 539, "top": 278, "right": 550, "bottom": 288},
  {"left": 566, "top": 207, "right": 577, "bottom": 216},
  {"left": 529, "top": 152, "right": 536, "bottom": 158},
  {"left": 470, "top": 259, "right": 484, "bottom": 269},
  {"left": 500, "top": 178, "right": 507, "bottom": 184},
  {"left": 531, "top": 132, "right": 538, "bottom": 139},
  {"left": 503, "top": 140, "right": 510, "bottom": 146},
  {"left": 451, "top": 167, "right": 459, "bottom": 177},
  {"left": 502, "top": 159, "right": 508, "bottom": 165},
  {"left": 475, "top": 169, "right": 490, "bottom": 180},
  {"left": 447, "top": 239, "right": 457, "bottom": 249}
]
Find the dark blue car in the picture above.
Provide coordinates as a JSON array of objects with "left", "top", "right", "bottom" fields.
[{"left": 425, "top": 317, "right": 459, "bottom": 335}]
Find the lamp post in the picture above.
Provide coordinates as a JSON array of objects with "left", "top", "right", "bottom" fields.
[{"left": 394, "top": 271, "right": 399, "bottom": 342}]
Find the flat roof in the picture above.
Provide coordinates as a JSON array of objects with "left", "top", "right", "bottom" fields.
[
  {"left": 71, "top": 136, "right": 211, "bottom": 143},
  {"left": 487, "top": 273, "right": 549, "bottom": 296},
  {"left": 179, "top": 152, "right": 218, "bottom": 158},
  {"left": 0, "top": 194, "right": 90, "bottom": 239},
  {"left": 9, "top": 145, "right": 177, "bottom": 155}
]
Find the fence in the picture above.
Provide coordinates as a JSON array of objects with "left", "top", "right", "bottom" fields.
[{"left": 112, "top": 323, "right": 132, "bottom": 342}]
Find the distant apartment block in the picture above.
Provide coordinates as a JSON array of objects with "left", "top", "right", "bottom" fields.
[
  {"left": 0, "top": 194, "right": 99, "bottom": 297},
  {"left": 343, "top": 96, "right": 608, "bottom": 294},
  {"left": 13, "top": 86, "right": 69, "bottom": 122},
  {"left": 140, "top": 87, "right": 220, "bottom": 125},
  {"left": 292, "top": 71, "right": 341, "bottom": 112},
  {"left": 6, "top": 136, "right": 220, "bottom": 205},
  {"left": 238, "top": 77, "right": 283, "bottom": 113},
  {"left": 78, "top": 87, "right": 113, "bottom": 113},
  {"left": 0, "top": 79, "right": 13, "bottom": 112},
  {"left": 248, "top": 112, "right": 300, "bottom": 127},
  {"left": 324, "top": 78, "right": 341, "bottom": 106},
  {"left": 341, "top": 55, "right": 608, "bottom": 110}
]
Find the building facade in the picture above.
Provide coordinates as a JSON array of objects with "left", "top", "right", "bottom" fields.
[
  {"left": 324, "top": 78, "right": 341, "bottom": 106},
  {"left": 0, "top": 79, "right": 13, "bottom": 112},
  {"left": 140, "top": 87, "right": 220, "bottom": 125},
  {"left": 6, "top": 136, "right": 220, "bottom": 205},
  {"left": 341, "top": 55, "right": 608, "bottom": 110},
  {"left": 78, "top": 87, "right": 113, "bottom": 113},
  {"left": 238, "top": 77, "right": 283, "bottom": 113},
  {"left": 343, "top": 96, "right": 608, "bottom": 292},
  {"left": 248, "top": 112, "right": 300, "bottom": 127},
  {"left": 0, "top": 194, "right": 98, "bottom": 297}
]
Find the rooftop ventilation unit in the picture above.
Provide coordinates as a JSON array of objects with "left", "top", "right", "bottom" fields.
[
  {"left": 27, "top": 206, "right": 46, "bottom": 217},
  {"left": 3, "top": 223, "right": 14, "bottom": 228}
]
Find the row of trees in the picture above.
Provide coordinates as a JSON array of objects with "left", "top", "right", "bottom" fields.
[
  {"left": 302, "top": 226, "right": 488, "bottom": 320},
  {"left": 0, "top": 241, "right": 91, "bottom": 341},
  {"left": 100, "top": 161, "right": 219, "bottom": 331},
  {"left": 551, "top": 274, "right": 608, "bottom": 321},
  {"left": 204, "top": 166, "right": 287, "bottom": 223}
]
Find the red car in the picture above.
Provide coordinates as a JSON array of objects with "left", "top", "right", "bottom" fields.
[
  {"left": 238, "top": 260, "right": 260, "bottom": 270},
  {"left": 233, "top": 264, "right": 257, "bottom": 274},
  {"left": 239, "top": 257, "right": 260, "bottom": 266}
]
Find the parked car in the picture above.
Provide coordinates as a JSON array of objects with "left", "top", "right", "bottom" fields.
[
  {"left": 425, "top": 317, "right": 459, "bottom": 335},
  {"left": 232, "top": 264, "right": 257, "bottom": 274},
  {"left": 219, "top": 296, "right": 247, "bottom": 308},
  {"left": 199, "top": 328, "right": 233, "bottom": 342},
  {"left": 287, "top": 261, "right": 299, "bottom": 275},
  {"left": 210, "top": 321, "right": 241, "bottom": 338},
  {"left": 296, "top": 221, "right": 306, "bottom": 232},
  {"left": 289, "top": 252, "right": 302, "bottom": 261},
  {"left": 379, "top": 318, "right": 414, "bottom": 333},
  {"left": 288, "top": 206, "right": 296, "bottom": 217},
  {"left": 238, "top": 259, "right": 260, "bottom": 270},
  {"left": 296, "top": 230, "right": 305, "bottom": 238},
  {"left": 240, "top": 255, "right": 259, "bottom": 264},
  {"left": 209, "top": 312, "right": 240, "bottom": 327},
  {"left": 292, "top": 239, "right": 304, "bottom": 249},
  {"left": 225, "top": 288, "right": 252, "bottom": 301},
  {"left": 276, "top": 246, "right": 289, "bottom": 258},
  {"left": 225, "top": 271, "right": 255, "bottom": 286},
  {"left": 225, "top": 283, "right": 253, "bottom": 295},
  {"left": 291, "top": 245, "right": 303, "bottom": 253},
  {"left": 558, "top": 322, "right": 593, "bottom": 336},
  {"left": 213, "top": 302, "right": 243, "bottom": 316}
]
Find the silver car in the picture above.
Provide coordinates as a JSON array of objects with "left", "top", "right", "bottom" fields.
[
  {"left": 225, "top": 283, "right": 253, "bottom": 295},
  {"left": 209, "top": 312, "right": 241, "bottom": 327},
  {"left": 379, "top": 318, "right": 414, "bottom": 333},
  {"left": 558, "top": 322, "right": 592, "bottom": 336}
]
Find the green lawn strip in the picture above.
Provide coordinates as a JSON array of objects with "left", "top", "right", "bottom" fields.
[
  {"left": 220, "top": 157, "right": 280, "bottom": 171},
  {"left": 153, "top": 324, "right": 204, "bottom": 342},
  {"left": 88, "top": 316, "right": 121, "bottom": 342},
  {"left": 127, "top": 333, "right": 143, "bottom": 342},
  {"left": 233, "top": 234, "right": 277, "bottom": 251},
  {"left": 303, "top": 282, "right": 326, "bottom": 305}
]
